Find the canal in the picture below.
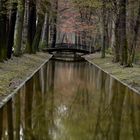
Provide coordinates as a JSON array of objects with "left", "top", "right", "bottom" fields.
[{"left": 0, "top": 59, "right": 140, "bottom": 140}]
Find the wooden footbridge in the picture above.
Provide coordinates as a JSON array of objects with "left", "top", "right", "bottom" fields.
[{"left": 43, "top": 43, "right": 97, "bottom": 54}]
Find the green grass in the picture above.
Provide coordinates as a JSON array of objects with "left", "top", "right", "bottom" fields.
[
  {"left": 0, "top": 53, "right": 51, "bottom": 96},
  {"left": 85, "top": 53, "right": 140, "bottom": 92}
]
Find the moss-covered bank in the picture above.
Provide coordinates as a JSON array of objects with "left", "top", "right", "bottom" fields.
[
  {"left": 84, "top": 53, "right": 140, "bottom": 93},
  {"left": 0, "top": 53, "right": 52, "bottom": 98}
]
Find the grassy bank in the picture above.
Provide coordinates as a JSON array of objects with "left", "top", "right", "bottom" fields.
[
  {"left": 0, "top": 53, "right": 52, "bottom": 97},
  {"left": 84, "top": 53, "right": 140, "bottom": 93}
]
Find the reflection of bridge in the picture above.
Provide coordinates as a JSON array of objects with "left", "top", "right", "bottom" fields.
[{"left": 43, "top": 43, "right": 98, "bottom": 54}]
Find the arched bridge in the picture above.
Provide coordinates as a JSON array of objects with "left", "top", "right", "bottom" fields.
[{"left": 43, "top": 43, "right": 97, "bottom": 54}]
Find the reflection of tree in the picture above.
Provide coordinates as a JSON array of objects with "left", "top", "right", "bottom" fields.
[
  {"left": 14, "top": 92, "right": 21, "bottom": 140},
  {"left": 92, "top": 65, "right": 99, "bottom": 89},
  {"left": 94, "top": 70, "right": 112, "bottom": 140},
  {"left": 47, "top": 60, "right": 55, "bottom": 92},
  {"left": 58, "top": 86, "right": 93, "bottom": 140},
  {"left": 41, "top": 64, "right": 47, "bottom": 95},
  {"left": 0, "top": 107, "right": 3, "bottom": 139},
  {"left": 111, "top": 81, "right": 126, "bottom": 140},
  {"left": 22, "top": 60, "right": 56, "bottom": 140},
  {"left": 93, "top": 70, "right": 128, "bottom": 140},
  {"left": 47, "top": 60, "right": 55, "bottom": 136},
  {"left": 24, "top": 78, "right": 34, "bottom": 139},
  {"left": 0, "top": 106, "right": 9, "bottom": 139},
  {"left": 129, "top": 91, "right": 140, "bottom": 139},
  {"left": 25, "top": 60, "right": 56, "bottom": 140},
  {"left": 69, "top": 86, "right": 90, "bottom": 115},
  {"left": 32, "top": 72, "right": 45, "bottom": 139},
  {"left": 2, "top": 59, "right": 139, "bottom": 140},
  {"left": 7, "top": 99, "right": 14, "bottom": 140}
]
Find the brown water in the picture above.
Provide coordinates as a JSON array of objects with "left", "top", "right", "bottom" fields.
[{"left": 0, "top": 60, "right": 140, "bottom": 140}]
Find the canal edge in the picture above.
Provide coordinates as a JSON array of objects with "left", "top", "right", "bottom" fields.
[
  {"left": 0, "top": 55, "right": 52, "bottom": 109},
  {"left": 85, "top": 57, "right": 140, "bottom": 95}
]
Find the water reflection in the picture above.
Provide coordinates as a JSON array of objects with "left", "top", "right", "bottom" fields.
[{"left": 0, "top": 60, "right": 140, "bottom": 140}]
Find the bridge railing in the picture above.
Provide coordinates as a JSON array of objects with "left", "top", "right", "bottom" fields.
[
  {"left": 44, "top": 43, "right": 96, "bottom": 54},
  {"left": 54, "top": 43, "right": 94, "bottom": 52}
]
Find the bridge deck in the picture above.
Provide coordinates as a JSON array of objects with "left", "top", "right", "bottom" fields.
[{"left": 43, "top": 43, "right": 96, "bottom": 54}]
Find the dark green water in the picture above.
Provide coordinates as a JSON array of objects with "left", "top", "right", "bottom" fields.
[{"left": 0, "top": 60, "right": 140, "bottom": 140}]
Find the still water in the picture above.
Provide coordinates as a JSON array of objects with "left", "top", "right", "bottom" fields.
[{"left": 0, "top": 60, "right": 140, "bottom": 140}]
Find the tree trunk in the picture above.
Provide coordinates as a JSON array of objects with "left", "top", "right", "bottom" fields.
[
  {"left": 78, "top": 32, "right": 81, "bottom": 46},
  {"left": 119, "top": 0, "right": 128, "bottom": 65},
  {"left": 14, "top": 0, "right": 25, "bottom": 56},
  {"left": 0, "top": 0, "right": 8, "bottom": 61},
  {"left": 41, "top": 12, "right": 50, "bottom": 48},
  {"left": 32, "top": 14, "right": 45, "bottom": 53},
  {"left": 7, "top": 1, "right": 17, "bottom": 59},
  {"left": 51, "top": 0, "right": 58, "bottom": 48},
  {"left": 26, "top": 0, "right": 36, "bottom": 53},
  {"left": 101, "top": 0, "right": 107, "bottom": 58},
  {"left": 128, "top": 2, "right": 140, "bottom": 66},
  {"left": 75, "top": 32, "right": 78, "bottom": 47},
  {"left": 114, "top": 14, "right": 120, "bottom": 62}
]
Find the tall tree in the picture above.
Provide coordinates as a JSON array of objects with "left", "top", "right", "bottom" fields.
[
  {"left": 14, "top": 0, "right": 25, "bottom": 56},
  {"left": 41, "top": 11, "right": 50, "bottom": 48},
  {"left": 7, "top": 0, "right": 17, "bottom": 58},
  {"left": 32, "top": 14, "right": 45, "bottom": 53},
  {"left": 128, "top": 1, "right": 140, "bottom": 66},
  {"left": 0, "top": 0, "right": 8, "bottom": 61},
  {"left": 25, "top": 0, "right": 36, "bottom": 53},
  {"left": 51, "top": 0, "right": 58, "bottom": 48},
  {"left": 32, "top": 0, "right": 48, "bottom": 53},
  {"left": 119, "top": 0, "right": 127, "bottom": 65},
  {"left": 113, "top": 0, "right": 120, "bottom": 62},
  {"left": 101, "top": 0, "right": 107, "bottom": 58}
]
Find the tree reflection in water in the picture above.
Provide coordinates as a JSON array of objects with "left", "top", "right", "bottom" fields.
[{"left": 0, "top": 60, "right": 140, "bottom": 140}]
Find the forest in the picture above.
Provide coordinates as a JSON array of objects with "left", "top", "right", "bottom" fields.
[
  {"left": 0, "top": 0, "right": 140, "bottom": 139},
  {"left": 0, "top": 0, "right": 140, "bottom": 65}
]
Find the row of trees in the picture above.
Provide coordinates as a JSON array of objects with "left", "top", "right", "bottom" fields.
[
  {"left": 0, "top": 0, "right": 59, "bottom": 62},
  {"left": 72, "top": 0, "right": 140, "bottom": 66},
  {"left": 0, "top": 0, "right": 140, "bottom": 66}
]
